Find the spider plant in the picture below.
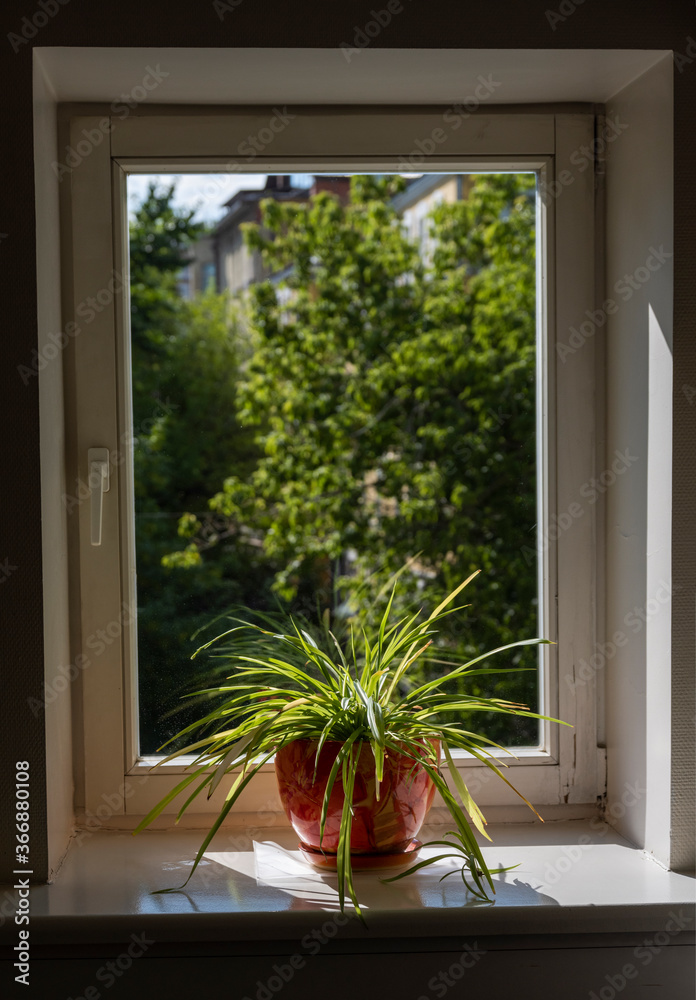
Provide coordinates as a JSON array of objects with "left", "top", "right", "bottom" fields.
[
  {"left": 134, "top": 569, "right": 563, "bottom": 918},
  {"left": 382, "top": 827, "right": 520, "bottom": 900}
]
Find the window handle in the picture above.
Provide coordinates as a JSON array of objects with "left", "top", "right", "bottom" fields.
[{"left": 88, "top": 448, "right": 110, "bottom": 546}]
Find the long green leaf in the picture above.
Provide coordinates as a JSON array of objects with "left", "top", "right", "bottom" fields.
[
  {"left": 400, "top": 638, "right": 552, "bottom": 704},
  {"left": 154, "top": 750, "right": 275, "bottom": 893},
  {"left": 132, "top": 767, "right": 209, "bottom": 835},
  {"left": 318, "top": 728, "right": 362, "bottom": 848},
  {"left": 442, "top": 743, "right": 490, "bottom": 840}
]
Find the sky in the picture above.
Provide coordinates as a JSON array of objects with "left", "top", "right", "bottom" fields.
[
  {"left": 127, "top": 172, "right": 268, "bottom": 224},
  {"left": 128, "top": 171, "right": 428, "bottom": 224}
]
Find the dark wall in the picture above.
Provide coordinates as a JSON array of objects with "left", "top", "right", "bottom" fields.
[{"left": 0, "top": 0, "right": 694, "bottom": 882}]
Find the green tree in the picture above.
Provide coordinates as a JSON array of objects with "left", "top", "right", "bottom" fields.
[
  {"left": 202, "top": 174, "right": 539, "bottom": 744},
  {"left": 129, "top": 183, "right": 270, "bottom": 753},
  {"left": 130, "top": 183, "right": 206, "bottom": 432}
]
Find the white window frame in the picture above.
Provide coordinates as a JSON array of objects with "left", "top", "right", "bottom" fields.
[{"left": 63, "top": 108, "right": 602, "bottom": 823}]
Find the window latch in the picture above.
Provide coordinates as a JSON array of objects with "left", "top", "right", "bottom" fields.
[{"left": 88, "top": 448, "right": 110, "bottom": 546}]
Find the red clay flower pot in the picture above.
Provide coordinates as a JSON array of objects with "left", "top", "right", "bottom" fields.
[{"left": 275, "top": 738, "right": 439, "bottom": 855}]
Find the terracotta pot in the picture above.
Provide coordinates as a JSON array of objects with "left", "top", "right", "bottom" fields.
[{"left": 275, "top": 738, "right": 439, "bottom": 855}]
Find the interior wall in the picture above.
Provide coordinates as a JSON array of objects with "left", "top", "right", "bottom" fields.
[
  {"left": 33, "top": 56, "right": 75, "bottom": 878},
  {"left": 604, "top": 57, "right": 674, "bottom": 864},
  {"left": 671, "top": 43, "right": 696, "bottom": 875}
]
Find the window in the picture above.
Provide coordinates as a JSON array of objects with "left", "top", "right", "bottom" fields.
[
  {"left": 130, "top": 167, "right": 540, "bottom": 757},
  {"left": 63, "top": 109, "right": 601, "bottom": 820}
]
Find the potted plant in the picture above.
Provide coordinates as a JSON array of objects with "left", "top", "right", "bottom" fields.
[{"left": 135, "top": 570, "right": 562, "bottom": 917}]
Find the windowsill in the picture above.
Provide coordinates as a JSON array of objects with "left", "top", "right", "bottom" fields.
[{"left": 12, "top": 821, "right": 695, "bottom": 948}]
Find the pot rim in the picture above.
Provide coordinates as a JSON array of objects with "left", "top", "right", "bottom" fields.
[{"left": 275, "top": 736, "right": 441, "bottom": 756}]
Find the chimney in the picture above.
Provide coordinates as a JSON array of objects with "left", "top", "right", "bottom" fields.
[
  {"left": 266, "top": 175, "right": 291, "bottom": 192},
  {"left": 310, "top": 176, "right": 351, "bottom": 204}
]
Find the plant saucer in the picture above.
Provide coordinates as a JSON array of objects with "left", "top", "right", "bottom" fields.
[{"left": 298, "top": 839, "right": 422, "bottom": 872}]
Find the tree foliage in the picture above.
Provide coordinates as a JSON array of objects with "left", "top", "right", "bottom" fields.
[
  {"left": 130, "top": 183, "right": 271, "bottom": 753},
  {"left": 199, "top": 173, "right": 539, "bottom": 743}
]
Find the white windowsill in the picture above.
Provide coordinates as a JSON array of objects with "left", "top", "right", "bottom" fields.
[{"left": 15, "top": 822, "right": 695, "bottom": 947}]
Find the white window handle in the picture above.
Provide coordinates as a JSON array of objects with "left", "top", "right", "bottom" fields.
[{"left": 88, "top": 448, "right": 110, "bottom": 546}]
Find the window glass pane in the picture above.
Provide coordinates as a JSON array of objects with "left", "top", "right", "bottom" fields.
[{"left": 127, "top": 171, "right": 539, "bottom": 755}]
